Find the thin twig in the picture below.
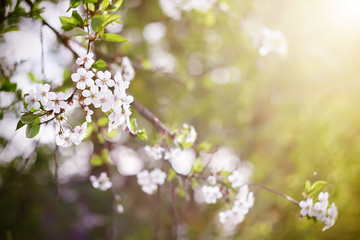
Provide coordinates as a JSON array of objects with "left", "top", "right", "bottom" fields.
[
  {"left": 132, "top": 99, "right": 175, "bottom": 138},
  {"left": 249, "top": 183, "right": 300, "bottom": 205}
]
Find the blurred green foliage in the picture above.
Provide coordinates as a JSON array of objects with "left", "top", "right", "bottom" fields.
[{"left": 1, "top": 0, "right": 360, "bottom": 239}]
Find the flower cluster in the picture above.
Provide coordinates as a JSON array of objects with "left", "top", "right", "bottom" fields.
[
  {"left": 89, "top": 172, "right": 112, "bottom": 191},
  {"left": 299, "top": 192, "right": 338, "bottom": 231},
  {"left": 72, "top": 53, "right": 134, "bottom": 132},
  {"left": 144, "top": 144, "right": 167, "bottom": 161},
  {"left": 202, "top": 185, "right": 223, "bottom": 204},
  {"left": 56, "top": 122, "right": 87, "bottom": 147},
  {"left": 136, "top": 168, "right": 167, "bottom": 195},
  {"left": 24, "top": 84, "right": 66, "bottom": 113},
  {"left": 218, "top": 185, "right": 254, "bottom": 226}
]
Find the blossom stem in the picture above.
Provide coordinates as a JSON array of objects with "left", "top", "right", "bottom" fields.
[{"left": 249, "top": 183, "right": 299, "bottom": 205}]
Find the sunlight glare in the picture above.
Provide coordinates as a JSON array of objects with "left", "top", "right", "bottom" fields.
[{"left": 329, "top": 0, "right": 360, "bottom": 29}]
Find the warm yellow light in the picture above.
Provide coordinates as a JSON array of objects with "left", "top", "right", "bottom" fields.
[{"left": 329, "top": 0, "right": 360, "bottom": 28}]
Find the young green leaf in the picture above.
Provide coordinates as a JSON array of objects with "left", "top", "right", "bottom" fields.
[
  {"left": 21, "top": 112, "right": 40, "bottom": 124},
  {"left": 136, "top": 129, "right": 148, "bottom": 140},
  {"left": 59, "top": 16, "right": 78, "bottom": 31},
  {"left": 99, "top": 33, "right": 127, "bottom": 42},
  {"left": 91, "top": 154, "right": 103, "bottom": 166},
  {"left": 83, "top": 0, "right": 98, "bottom": 3},
  {"left": 101, "top": 0, "right": 110, "bottom": 11},
  {"left": 92, "top": 59, "right": 107, "bottom": 69},
  {"left": 26, "top": 118, "right": 40, "bottom": 138},
  {"left": 91, "top": 14, "right": 106, "bottom": 32},
  {"left": 108, "top": 0, "right": 123, "bottom": 12},
  {"left": 69, "top": 27, "right": 88, "bottom": 36},
  {"left": 16, "top": 120, "right": 26, "bottom": 130},
  {"left": 68, "top": 0, "right": 81, "bottom": 11},
  {"left": 71, "top": 10, "right": 84, "bottom": 26}
]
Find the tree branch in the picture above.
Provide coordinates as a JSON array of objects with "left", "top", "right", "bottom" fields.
[
  {"left": 249, "top": 183, "right": 300, "bottom": 205},
  {"left": 132, "top": 99, "right": 175, "bottom": 138}
]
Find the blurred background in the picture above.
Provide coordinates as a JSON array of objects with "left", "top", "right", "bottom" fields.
[{"left": 1, "top": 0, "right": 360, "bottom": 239}]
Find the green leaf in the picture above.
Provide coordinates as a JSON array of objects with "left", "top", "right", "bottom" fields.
[
  {"left": 21, "top": 112, "right": 40, "bottom": 124},
  {"left": 91, "top": 154, "right": 103, "bottom": 166},
  {"left": 130, "top": 118, "right": 137, "bottom": 132},
  {"left": 0, "top": 111, "right": 3, "bottom": 120},
  {"left": 97, "top": 116, "right": 109, "bottom": 126},
  {"left": 308, "top": 180, "right": 327, "bottom": 198},
  {"left": 88, "top": 3, "right": 95, "bottom": 11},
  {"left": 16, "top": 120, "right": 26, "bottom": 130},
  {"left": 108, "top": 0, "right": 123, "bottom": 11},
  {"left": 4, "top": 25, "right": 19, "bottom": 33},
  {"left": 83, "top": 0, "right": 97, "bottom": 3},
  {"left": 26, "top": 118, "right": 40, "bottom": 138},
  {"left": 92, "top": 59, "right": 107, "bottom": 69},
  {"left": 68, "top": 0, "right": 81, "bottom": 11},
  {"left": 16, "top": 89, "right": 22, "bottom": 99},
  {"left": 99, "top": 33, "right": 127, "bottom": 42},
  {"left": 101, "top": 0, "right": 110, "bottom": 11},
  {"left": 59, "top": 16, "right": 78, "bottom": 31},
  {"left": 196, "top": 141, "right": 212, "bottom": 151},
  {"left": 92, "top": 14, "right": 121, "bottom": 33},
  {"left": 71, "top": 10, "right": 84, "bottom": 26},
  {"left": 91, "top": 14, "right": 106, "bottom": 32},
  {"left": 105, "top": 129, "right": 118, "bottom": 138},
  {"left": 191, "top": 158, "right": 203, "bottom": 173},
  {"left": 136, "top": 129, "right": 148, "bottom": 140},
  {"left": 69, "top": 27, "right": 88, "bottom": 36},
  {"left": 0, "top": 80, "right": 17, "bottom": 92}
]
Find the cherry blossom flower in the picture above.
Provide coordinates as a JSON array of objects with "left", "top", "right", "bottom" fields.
[
  {"left": 82, "top": 85, "right": 99, "bottom": 105},
  {"left": 137, "top": 169, "right": 167, "bottom": 195},
  {"left": 71, "top": 67, "right": 95, "bottom": 90},
  {"left": 25, "top": 89, "right": 40, "bottom": 110},
  {"left": 150, "top": 168, "right": 166, "bottom": 185},
  {"left": 202, "top": 185, "right": 223, "bottom": 204},
  {"left": 89, "top": 172, "right": 112, "bottom": 191},
  {"left": 47, "top": 92, "right": 67, "bottom": 113},
  {"left": 35, "top": 84, "right": 53, "bottom": 105},
  {"left": 299, "top": 198, "right": 313, "bottom": 217},
  {"left": 95, "top": 70, "right": 115, "bottom": 90},
  {"left": 76, "top": 52, "right": 95, "bottom": 70},
  {"left": 72, "top": 122, "right": 87, "bottom": 145},
  {"left": 169, "top": 148, "right": 196, "bottom": 175},
  {"left": 299, "top": 192, "right": 338, "bottom": 231}
]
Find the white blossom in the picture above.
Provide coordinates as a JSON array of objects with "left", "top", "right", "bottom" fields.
[
  {"left": 150, "top": 168, "right": 167, "bottom": 185},
  {"left": 76, "top": 52, "right": 95, "bottom": 70},
  {"left": 299, "top": 192, "right": 338, "bottom": 231},
  {"left": 169, "top": 148, "right": 196, "bottom": 175},
  {"left": 25, "top": 90, "right": 40, "bottom": 110},
  {"left": 35, "top": 84, "right": 53, "bottom": 106},
  {"left": 218, "top": 185, "right": 254, "bottom": 226},
  {"left": 47, "top": 92, "right": 67, "bottom": 114},
  {"left": 89, "top": 172, "right": 112, "bottom": 191},
  {"left": 71, "top": 67, "right": 95, "bottom": 90},
  {"left": 116, "top": 204, "right": 124, "bottom": 214},
  {"left": 95, "top": 70, "right": 115, "bottom": 90},
  {"left": 137, "top": 169, "right": 167, "bottom": 195},
  {"left": 202, "top": 185, "right": 223, "bottom": 204}
]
